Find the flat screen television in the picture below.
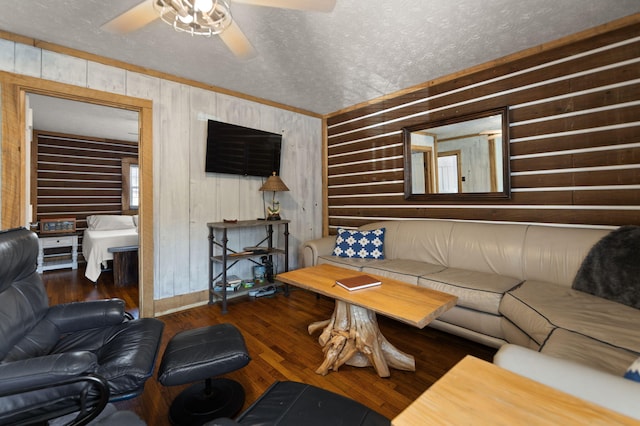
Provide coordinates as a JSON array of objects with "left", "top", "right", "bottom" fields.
[{"left": 205, "top": 119, "right": 282, "bottom": 178}]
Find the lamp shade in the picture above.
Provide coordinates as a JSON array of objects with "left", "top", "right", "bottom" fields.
[{"left": 259, "top": 172, "right": 289, "bottom": 192}]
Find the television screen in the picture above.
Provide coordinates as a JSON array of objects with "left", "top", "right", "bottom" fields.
[{"left": 205, "top": 120, "right": 282, "bottom": 178}]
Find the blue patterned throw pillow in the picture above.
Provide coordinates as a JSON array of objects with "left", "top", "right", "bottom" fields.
[
  {"left": 624, "top": 357, "right": 640, "bottom": 382},
  {"left": 332, "top": 228, "right": 385, "bottom": 259}
]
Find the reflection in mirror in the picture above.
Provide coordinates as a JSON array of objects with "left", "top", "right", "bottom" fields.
[{"left": 403, "top": 107, "right": 510, "bottom": 200}]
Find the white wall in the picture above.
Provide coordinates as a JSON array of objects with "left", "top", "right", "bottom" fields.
[{"left": 0, "top": 39, "right": 323, "bottom": 301}]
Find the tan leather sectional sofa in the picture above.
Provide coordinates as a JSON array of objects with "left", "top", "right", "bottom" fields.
[{"left": 302, "top": 220, "right": 640, "bottom": 375}]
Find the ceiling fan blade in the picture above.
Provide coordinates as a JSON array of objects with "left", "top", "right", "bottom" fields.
[
  {"left": 232, "top": 0, "right": 336, "bottom": 12},
  {"left": 101, "top": 0, "right": 159, "bottom": 34},
  {"left": 219, "top": 20, "right": 257, "bottom": 60}
]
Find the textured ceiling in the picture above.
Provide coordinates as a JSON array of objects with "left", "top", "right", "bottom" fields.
[{"left": 1, "top": 1, "right": 639, "bottom": 115}]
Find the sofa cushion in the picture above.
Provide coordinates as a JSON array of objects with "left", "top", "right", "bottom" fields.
[
  {"left": 501, "top": 280, "right": 640, "bottom": 354},
  {"left": 541, "top": 328, "right": 639, "bottom": 376},
  {"left": 419, "top": 268, "right": 522, "bottom": 315},
  {"left": 332, "top": 228, "right": 385, "bottom": 259},
  {"left": 500, "top": 283, "right": 556, "bottom": 345},
  {"left": 362, "top": 259, "right": 445, "bottom": 285},
  {"left": 317, "top": 255, "right": 387, "bottom": 271},
  {"left": 624, "top": 358, "right": 640, "bottom": 382},
  {"left": 500, "top": 317, "right": 540, "bottom": 350},
  {"left": 360, "top": 220, "right": 453, "bottom": 266},
  {"left": 522, "top": 225, "right": 609, "bottom": 287},
  {"left": 572, "top": 225, "right": 640, "bottom": 309},
  {"left": 447, "top": 222, "right": 527, "bottom": 278},
  {"left": 436, "top": 306, "right": 504, "bottom": 341}
]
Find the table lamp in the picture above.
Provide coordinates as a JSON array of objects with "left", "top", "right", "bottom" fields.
[{"left": 259, "top": 172, "right": 289, "bottom": 220}]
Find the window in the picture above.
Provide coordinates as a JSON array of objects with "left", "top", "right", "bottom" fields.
[{"left": 122, "top": 157, "right": 139, "bottom": 213}]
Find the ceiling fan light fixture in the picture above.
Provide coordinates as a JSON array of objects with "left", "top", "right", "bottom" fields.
[
  {"left": 104, "top": 0, "right": 335, "bottom": 59},
  {"left": 194, "top": 0, "right": 215, "bottom": 13},
  {"left": 154, "top": 0, "right": 232, "bottom": 36},
  {"left": 177, "top": 14, "right": 194, "bottom": 24}
]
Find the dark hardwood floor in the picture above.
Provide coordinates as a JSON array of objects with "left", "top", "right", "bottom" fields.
[{"left": 42, "top": 266, "right": 496, "bottom": 425}]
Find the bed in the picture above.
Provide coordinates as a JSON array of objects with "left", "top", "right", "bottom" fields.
[{"left": 82, "top": 215, "right": 139, "bottom": 282}]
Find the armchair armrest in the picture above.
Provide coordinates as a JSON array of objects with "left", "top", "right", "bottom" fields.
[
  {"left": 494, "top": 344, "right": 640, "bottom": 421},
  {"left": 302, "top": 236, "right": 337, "bottom": 267},
  {"left": 45, "top": 299, "right": 126, "bottom": 333},
  {"left": 0, "top": 352, "right": 110, "bottom": 426},
  {"left": 0, "top": 351, "right": 98, "bottom": 394}
]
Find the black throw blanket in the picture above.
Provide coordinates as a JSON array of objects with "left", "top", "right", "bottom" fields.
[{"left": 572, "top": 225, "right": 640, "bottom": 309}]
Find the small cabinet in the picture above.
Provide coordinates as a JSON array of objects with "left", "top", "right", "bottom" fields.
[
  {"left": 37, "top": 234, "right": 78, "bottom": 273},
  {"left": 207, "top": 219, "right": 290, "bottom": 313}
]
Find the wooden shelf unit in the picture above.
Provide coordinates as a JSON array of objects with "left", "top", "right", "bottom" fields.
[{"left": 207, "top": 219, "right": 290, "bottom": 313}]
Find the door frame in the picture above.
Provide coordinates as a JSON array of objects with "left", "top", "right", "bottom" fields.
[{"left": 1, "top": 71, "right": 155, "bottom": 317}]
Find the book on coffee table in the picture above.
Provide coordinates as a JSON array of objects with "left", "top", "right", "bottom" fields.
[{"left": 335, "top": 274, "right": 381, "bottom": 291}]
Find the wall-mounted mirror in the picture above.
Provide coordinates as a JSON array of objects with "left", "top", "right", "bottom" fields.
[{"left": 403, "top": 107, "right": 510, "bottom": 200}]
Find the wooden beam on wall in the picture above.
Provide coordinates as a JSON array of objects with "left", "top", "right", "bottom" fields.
[{"left": 1, "top": 81, "right": 24, "bottom": 229}]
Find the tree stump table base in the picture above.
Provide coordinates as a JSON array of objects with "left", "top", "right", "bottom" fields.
[{"left": 308, "top": 300, "right": 415, "bottom": 377}]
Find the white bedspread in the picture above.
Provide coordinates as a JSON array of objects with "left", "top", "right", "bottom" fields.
[{"left": 82, "top": 228, "right": 139, "bottom": 282}]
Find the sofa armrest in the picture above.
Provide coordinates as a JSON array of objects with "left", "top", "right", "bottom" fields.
[
  {"left": 494, "top": 344, "right": 640, "bottom": 421},
  {"left": 302, "top": 236, "right": 337, "bottom": 267},
  {"left": 45, "top": 299, "right": 126, "bottom": 333}
]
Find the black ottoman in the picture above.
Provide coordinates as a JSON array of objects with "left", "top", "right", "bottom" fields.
[
  {"left": 207, "top": 381, "right": 390, "bottom": 426},
  {"left": 158, "top": 324, "right": 251, "bottom": 426}
]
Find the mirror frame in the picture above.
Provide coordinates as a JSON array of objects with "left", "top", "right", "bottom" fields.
[{"left": 403, "top": 107, "right": 511, "bottom": 201}]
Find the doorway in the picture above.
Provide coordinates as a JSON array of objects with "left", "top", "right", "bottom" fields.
[
  {"left": 29, "top": 94, "right": 141, "bottom": 295},
  {"left": 1, "top": 73, "right": 155, "bottom": 317},
  {"left": 437, "top": 151, "right": 462, "bottom": 194}
]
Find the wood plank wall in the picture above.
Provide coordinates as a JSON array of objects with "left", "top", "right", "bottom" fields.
[
  {"left": 33, "top": 130, "right": 138, "bottom": 247},
  {"left": 325, "top": 20, "right": 640, "bottom": 233}
]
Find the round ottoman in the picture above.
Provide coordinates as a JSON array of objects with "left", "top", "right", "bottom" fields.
[{"left": 158, "top": 324, "right": 251, "bottom": 425}]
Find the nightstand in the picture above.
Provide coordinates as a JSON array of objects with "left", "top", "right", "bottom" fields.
[{"left": 37, "top": 234, "right": 78, "bottom": 273}]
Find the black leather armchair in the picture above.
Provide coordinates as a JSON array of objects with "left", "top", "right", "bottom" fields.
[{"left": 0, "top": 228, "right": 164, "bottom": 425}]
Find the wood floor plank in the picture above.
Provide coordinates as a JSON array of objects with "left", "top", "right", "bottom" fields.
[{"left": 42, "top": 267, "right": 496, "bottom": 425}]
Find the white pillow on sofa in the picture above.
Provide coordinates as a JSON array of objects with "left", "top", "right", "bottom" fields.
[{"left": 87, "top": 215, "right": 136, "bottom": 231}]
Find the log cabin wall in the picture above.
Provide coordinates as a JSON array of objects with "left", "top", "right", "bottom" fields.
[
  {"left": 325, "top": 20, "right": 640, "bottom": 233},
  {"left": 33, "top": 130, "right": 138, "bottom": 254}
]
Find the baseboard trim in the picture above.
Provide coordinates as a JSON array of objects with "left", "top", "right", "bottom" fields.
[{"left": 154, "top": 290, "right": 209, "bottom": 317}]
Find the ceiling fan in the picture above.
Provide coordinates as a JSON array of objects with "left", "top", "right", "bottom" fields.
[{"left": 102, "top": 0, "right": 336, "bottom": 60}]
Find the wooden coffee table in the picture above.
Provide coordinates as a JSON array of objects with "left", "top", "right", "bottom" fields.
[
  {"left": 277, "top": 264, "right": 457, "bottom": 377},
  {"left": 393, "top": 355, "right": 638, "bottom": 425}
]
